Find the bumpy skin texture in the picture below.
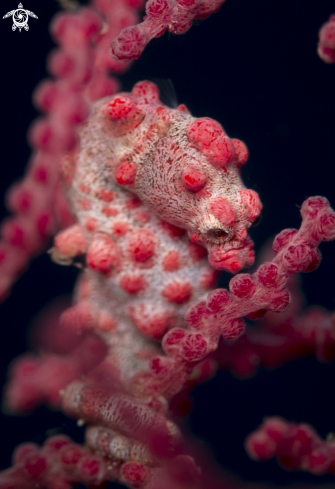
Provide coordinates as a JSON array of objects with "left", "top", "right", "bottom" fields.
[
  {"left": 3, "top": 77, "right": 335, "bottom": 488},
  {"left": 48, "top": 80, "right": 259, "bottom": 485},
  {"left": 49, "top": 82, "right": 335, "bottom": 488},
  {"left": 55, "top": 80, "right": 259, "bottom": 390},
  {"left": 61, "top": 80, "right": 259, "bottom": 272},
  {"left": 2, "top": 1, "right": 335, "bottom": 486}
]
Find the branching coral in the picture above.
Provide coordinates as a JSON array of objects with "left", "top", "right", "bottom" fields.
[{"left": 0, "top": 0, "right": 335, "bottom": 488}]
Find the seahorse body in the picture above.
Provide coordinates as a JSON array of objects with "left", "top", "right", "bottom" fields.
[{"left": 54, "top": 81, "right": 262, "bottom": 464}]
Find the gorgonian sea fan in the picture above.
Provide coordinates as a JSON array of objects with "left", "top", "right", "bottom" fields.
[{"left": 0, "top": 2, "right": 333, "bottom": 487}]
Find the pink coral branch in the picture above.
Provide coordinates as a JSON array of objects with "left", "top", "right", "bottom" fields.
[
  {"left": 0, "top": 2, "right": 141, "bottom": 301},
  {"left": 246, "top": 417, "right": 335, "bottom": 476},
  {"left": 110, "top": 0, "right": 227, "bottom": 62},
  {"left": 1, "top": 2, "right": 335, "bottom": 489},
  {"left": 318, "top": 15, "right": 335, "bottom": 63}
]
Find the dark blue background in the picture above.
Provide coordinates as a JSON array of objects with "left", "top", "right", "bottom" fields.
[{"left": 0, "top": 0, "right": 335, "bottom": 486}]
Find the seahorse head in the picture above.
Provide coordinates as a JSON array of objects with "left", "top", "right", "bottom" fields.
[{"left": 89, "top": 81, "right": 262, "bottom": 273}]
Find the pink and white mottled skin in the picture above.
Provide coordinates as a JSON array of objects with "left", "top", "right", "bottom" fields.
[
  {"left": 56, "top": 80, "right": 261, "bottom": 393},
  {"left": 35, "top": 81, "right": 262, "bottom": 485}
]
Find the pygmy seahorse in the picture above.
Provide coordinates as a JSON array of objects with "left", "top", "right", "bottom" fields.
[{"left": 52, "top": 80, "right": 262, "bottom": 466}]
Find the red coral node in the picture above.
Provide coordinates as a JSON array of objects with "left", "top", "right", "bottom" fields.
[
  {"left": 306, "top": 446, "right": 331, "bottom": 474},
  {"left": 6, "top": 183, "right": 33, "bottom": 214},
  {"left": 121, "top": 461, "right": 149, "bottom": 485},
  {"left": 300, "top": 196, "right": 329, "bottom": 219},
  {"left": 245, "top": 431, "right": 277, "bottom": 461},
  {"left": 317, "top": 211, "right": 335, "bottom": 241},
  {"left": 206, "top": 288, "right": 230, "bottom": 312},
  {"left": 304, "top": 249, "right": 322, "bottom": 273},
  {"left": 290, "top": 425, "right": 317, "bottom": 455},
  {"left": 262, "top": 417, "right": 290, "bottom": 443},
  {"left": 44, "top": 435, "right": 71, "bottom": 453},
  {"left": 47, "top": 49, "right": 75, "bottom": 79},
  {"left": 24, "top": 453, "right": 47, "bottom": 478},
  {"left": 168, "top": 17, "right": 193, "bottom": 35},
  {"left": 2, "top": 217, "right": 35, "bottom": 252},
  {"left": 257, "top": 262, "right": 279, "bottom": 287},
  {"left": 78, "top": 455, "right": 101, "bottom": 478},
  {"left": 50, "top": 12, "right": 80, "bottom": 44},
  {"left": 110, "top": 25, "right": 149, "bottom": 62},
  {"left": 146, "top": 0, "right": 171, "bottom": 18},
  {"left": 60, "top": 444, "right": 82, "bottom": 465},
  {"left": 29, "top": 118, "right": 76, "bottom": 154},
  {"left": 318, "top": 16, "right": 335, "bottom": 63},
  {"left": 33, "top": 80, "right": 59, "bottom": 112},
  {"left": 32, "top": 164, "right": 49, "bottom": 185},
  {"left": 282, "top": 244, "right": 316, "bottom": 273},
  {"left": 185, "top": 300, "right": 208, "bottom": 327},
  {"left": 163, "top": 327, "right": 186, "bottom": 355},
  {"left": 272, "top": 228, "right": 298, "bottom": 253},
  {"left": 164, "top": 327, "right": 186, "bottom": 346},
  {"left": 79, "top": 8, "right": 103, "bottom": 40},
  {"left": 12, "top": 443, "right": 39, "bottom": 464},
  {"left": 268, "top": 288, "right": 291, "bottom": 312},
  {"left": 222, "top": 317, "right": 245, "bottom": 340},
  {"left": 181, "top": 333, "right": 208, "bottom": 361},
  {"left": 229, "top": 273, "right": 256, "bottom": 298}
]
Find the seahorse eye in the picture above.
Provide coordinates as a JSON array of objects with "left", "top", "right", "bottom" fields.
[{"left": 206, "top": 228, "right": 229, "bottom": 240}]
